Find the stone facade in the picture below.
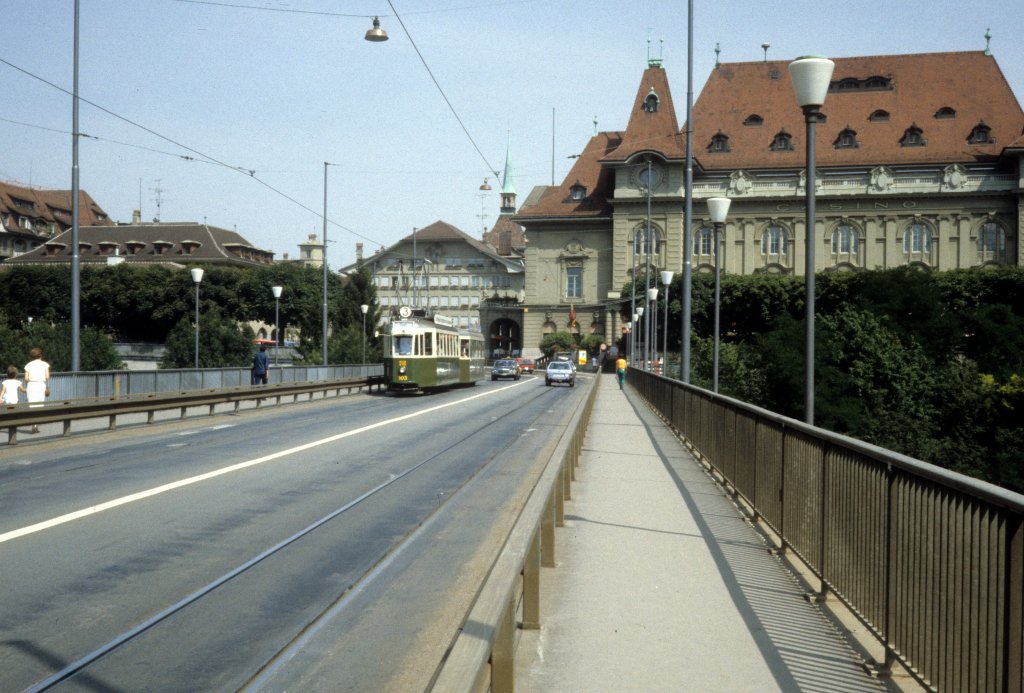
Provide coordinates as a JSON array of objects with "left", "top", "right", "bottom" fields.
[{"left": 515, "top": 52, "right": 1024, "bottom": 358}]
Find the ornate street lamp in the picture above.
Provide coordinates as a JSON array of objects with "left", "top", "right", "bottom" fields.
[
  {"left": 190, "top": 268, "right": 204, "bottom": 369},
  {"left": 636, "top": 306, "right": 645, "bottom": 369},
  {"left": 789, "top": 55, "right": 834, "bottom": 425},
  {"left": 271, "top": 285, "right": 283, "bottom": 367},
  {"left": 707, "top": 197, "right": 731, "bottom": 393}
]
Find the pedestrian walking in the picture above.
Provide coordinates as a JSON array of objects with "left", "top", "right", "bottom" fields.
[
  {"left": 615, "top": 356, "right": 627, "bottom": 390},
  {"left": 24, "top": 347, "right": 50, "bottom": 433},
  {"left": 252, "top": 345, "right": 269, "bottom": 385},
  {"left": 1, "top": 366, "right": 26, "bottom": 405}
]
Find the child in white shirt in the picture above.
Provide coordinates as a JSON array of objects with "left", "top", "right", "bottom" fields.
[{"left": 1, "top": 366, "right": 26, "bottom": 405}]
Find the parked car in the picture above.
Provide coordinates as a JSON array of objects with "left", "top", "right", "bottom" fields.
[
  {"left": 545, "top": 361, "right": 575, "bottom": 387},
  {"left": 516, "top": 357, "right": 536, "bottom": 374},
  {"left": 491, "top": 359, "right": 521, "bottom": 381}
]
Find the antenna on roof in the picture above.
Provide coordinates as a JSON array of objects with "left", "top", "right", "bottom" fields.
[
  {"left": 761, "top": 43, "right": 770, "bottom": 62},
  {"left": 150, "top": 179, "right": 165, "bottom": 223},
  {"left": 984, "top": 28, "right": 992, "bottom": 56},
  {"left": 593, "top": 116, "right": 598, "bottom": 135},
  {"left": 714, "top": 43, "right": 721, "bottom": 69}
]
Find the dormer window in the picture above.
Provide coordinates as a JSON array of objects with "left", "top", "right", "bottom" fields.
[
  {"left": 569, "top": 182, "right": 587, "bottom": 201},
  {"left": 834, "top": 127, "right": 859, "bottom": 149},
  {"left": 152, "top": 240, "right": 173, "bottom": 255},
  {"left": 836, "top": 78, "right": 860, "bottom": 91},
  {"left": 770, "top": 130, "right": 794, "bottom": 151},
  {"left": 967, "top": 121, "right": 994, "bottom": 144},
  {"left": 126, "top": 240, "right": 146, "bottom": 255},
  {"left": 743, "top": 114, "right": 763, "bottom": 127},
  {"left": 643, "top": 87, "right": 660, "bottom": 113},
  {"left": 708, "top": 131, "right": 730, "bottom": 153},
  {"left": 98, "top": 241, "right": 119, "bottom": 255},
  {"left": 900, "top": 124, "right": 926, "bottom": 147},
  {"left": 868, "top": 109, "right": 890, "bottom": 122},
  {"left": 864, "top": 76, "right": 890, "bottom": 89},
  {"left": 934, "top": 107, "right": 956, "bottom": 119},
  {"left": 181, "top": 239, "right": 202, "bottom": 255}
]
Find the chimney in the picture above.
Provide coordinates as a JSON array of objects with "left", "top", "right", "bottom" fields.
[
  {"left": 132, "top": 209, "right": 141, "bottom": 224},
  {"left": 356, "top": 242, "right": 364, "bottom": 260}
]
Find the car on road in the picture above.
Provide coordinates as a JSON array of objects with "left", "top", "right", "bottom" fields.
[
  {"left": 515, "top": 357, "right": 536, "bottom": 374},
  {"left": 545, "top": 361, "right": 575, "bottom": 387},
  {"left": 491, "top": 359, "right": 521, "bottom": 381}
]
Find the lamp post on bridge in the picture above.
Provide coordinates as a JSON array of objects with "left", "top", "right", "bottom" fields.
[
  {"left": 190, "top": 268, "right": 204, "bottom": 369},
  {"left": 707, "top": 197, "right": 731, "bottom": 393},
  {"left": 271, "top": 285, "right": 283, "bottom": 367},
  {"left": 360, "top": 304, "right": 369, "bottom": 364},
  {"left": 789, "top": 55, "right": 834, "bottom": 426},
  {"left": 647, "top": 287, "right": 659, "bottom": 371},
  {"left": 660, "top": 270, "right": 672, "bottom": 376}
]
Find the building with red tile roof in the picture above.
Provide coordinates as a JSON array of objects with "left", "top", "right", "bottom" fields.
[
  {"left": 515, "top": 51, "right": 1024, "bottom": 358},
  {"left": 0, "top": 180, "right": 111, "bottom": 261}
]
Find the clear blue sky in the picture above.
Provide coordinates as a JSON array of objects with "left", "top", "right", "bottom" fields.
[{"left": 2, "top": 1, "right": 1021, "bottom": 269}]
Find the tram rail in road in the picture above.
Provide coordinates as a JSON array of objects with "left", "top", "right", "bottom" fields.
[{"left": 1, "top": 374, "right": 594, "bottom": 691}]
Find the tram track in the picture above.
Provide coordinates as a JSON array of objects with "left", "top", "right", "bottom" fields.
[{"left": 22, "top": 380, "right": 568, "bottom": 691}]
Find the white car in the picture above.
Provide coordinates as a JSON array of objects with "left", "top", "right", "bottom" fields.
[{"left": 545, "top": 361, "right": 575, "bottom": 387}]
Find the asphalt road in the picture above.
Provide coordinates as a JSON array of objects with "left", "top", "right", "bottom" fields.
[{"left": 0, "top": 372, "right": 591, "bottom": 692}]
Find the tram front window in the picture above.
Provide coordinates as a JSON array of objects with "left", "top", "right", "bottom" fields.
[{"left": 396, "top": 336, "right": 413, "bottom": 356}]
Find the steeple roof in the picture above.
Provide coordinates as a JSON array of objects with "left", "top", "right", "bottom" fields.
[{"left": 601, "top": 64, "right": 686, "bottom": 162}]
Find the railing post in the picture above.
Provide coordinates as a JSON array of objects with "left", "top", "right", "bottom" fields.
[
  {"left": 1005, "top": 512, "right": 1023, "bottom": 691},
  {"left": 542, "top": 493, "right": 556, "bottom": 567},
  {"left": 522, "top": 528, "right": 541, "bottom": 629},
  {"left": 490, "top": 595, "right": 515, "bottom": 693}
]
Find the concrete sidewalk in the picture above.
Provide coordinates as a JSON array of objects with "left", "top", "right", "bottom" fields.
[{"left": 515, "top": 374, "right": 886, "bottom": 693}]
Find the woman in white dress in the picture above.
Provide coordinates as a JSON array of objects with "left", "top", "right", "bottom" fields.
[{"left": 24, "top": 347, "right": 49, "bottom": 433}]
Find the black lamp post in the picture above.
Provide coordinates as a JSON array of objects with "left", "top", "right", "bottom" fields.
[
  {"left": 789, "top": 55, "right": 834, "bottom": 426},
  {"left": 707, "top": 197, "right": 730, "bottom": 393}
]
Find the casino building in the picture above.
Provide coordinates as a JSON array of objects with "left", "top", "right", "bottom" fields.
[{"left": 514, "top": 50, "right": 1024, "bottom": 358}]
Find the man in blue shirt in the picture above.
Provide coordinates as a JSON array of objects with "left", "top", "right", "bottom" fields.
[{"left": 252, "top": 345, "right": 269, "bottom": 385}]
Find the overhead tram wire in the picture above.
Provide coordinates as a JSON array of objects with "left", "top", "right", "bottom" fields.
[
  {"left": 385, "top": 0, "right": 501, "bottom": 183},
  {"left": 0, "top": 55, "right": 383, "bottom": 248}
]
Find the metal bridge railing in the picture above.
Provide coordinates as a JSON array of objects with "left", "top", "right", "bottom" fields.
[
  {"left": 47, "top": 365, "right": 383, "bottom": 401},
  {"left": 629, "top": 367, "right": 1024, "bottom": 693}
]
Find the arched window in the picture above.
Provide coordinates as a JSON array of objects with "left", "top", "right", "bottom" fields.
[
  {"left": 693, "top": 226, "right": 714, "bottom": 258},
  {"left": 743, "top": 114, "right": 763, "bottom": 126},
  {"left": 708, "top": 131, "right": 730, "bottom": 153},
  {"left": 633, "top": 225, "right": 662, "bottom": 256},
  {"left": 977, "top": 221, "right": 1007, "bottom": 264},
  {"left": 831, "top": 224, "right": 859, "bottom": 256},
  {"left": 643, "top": 88, "right": 660, "bottom": 113},
  {"left": 761, "top": 224, "right": 788, "bottom": 257},
  {"left": 770, "top": 130, "right": 794, "bottom": 151},
  {"left": 900, "top": 124, "right": 926, "bottom": 147},
  {"left": 934, "top": 106, "right": 957, "bottom": 119},
  {"left": 868, "top": 109, "right": 890, "bottom": 122},
  {"left": 834, "top": 127, "right": 859, "bottom": 149},
  {"left": 903, "top": 222, "right": 932, "bottom": 254},
  {"left": 968, "top": 121, "right": 994, "bottom": 145}
]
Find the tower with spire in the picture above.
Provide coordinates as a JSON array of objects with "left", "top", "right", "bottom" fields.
[{"left": 483, "top": 135, "right": 527, "bottom": 256}]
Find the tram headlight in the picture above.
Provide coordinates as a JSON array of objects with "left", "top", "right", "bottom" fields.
[{"left": 399, "top": 365, "right": 406, "bottom": 375}]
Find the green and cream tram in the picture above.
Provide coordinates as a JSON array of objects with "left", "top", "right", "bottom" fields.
[{"left": 382, "top": 307, "right": 487, "bottom": 392}]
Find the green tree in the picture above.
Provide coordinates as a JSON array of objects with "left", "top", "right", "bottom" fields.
[
  {"left": 0, "top": 319, "right": 122, "bottom": 372},
  {"left": 160, "top": 306, "right": 255, "bottom": 369}
]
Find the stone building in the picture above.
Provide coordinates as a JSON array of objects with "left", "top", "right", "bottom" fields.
[{"left": 514, "top": 50, "right": 1024, "bottom": 358}]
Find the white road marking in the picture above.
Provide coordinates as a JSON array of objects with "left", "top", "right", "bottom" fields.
[{"left": 0, "top": 383, "right": 526, "bottom": 545}]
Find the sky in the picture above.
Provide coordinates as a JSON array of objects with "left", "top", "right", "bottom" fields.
[{"left": 2, "top": 1, "right": 1022, "bottom": 270}]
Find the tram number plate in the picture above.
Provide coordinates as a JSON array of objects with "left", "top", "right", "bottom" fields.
[{"left": 398, "top": 375, "right": 408, "bottom": 381}]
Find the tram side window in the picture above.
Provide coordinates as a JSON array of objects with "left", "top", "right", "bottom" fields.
[
  {"left": 396, "top": 336, "right": 413, "bottom": 356},
  {"left": 424, "top": 332, "right": 433, "bottom": 355}
]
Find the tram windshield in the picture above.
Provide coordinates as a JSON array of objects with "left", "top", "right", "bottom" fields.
[{"left": 395, "top": 335, "right": 413, "bottom": 356}]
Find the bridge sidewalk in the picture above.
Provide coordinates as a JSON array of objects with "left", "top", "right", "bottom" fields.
[{"left": 515, "top": 374, "right": 886, "bottom": 693}]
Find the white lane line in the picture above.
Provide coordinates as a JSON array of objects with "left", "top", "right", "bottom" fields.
[{"left": 0, "top": 383, "right": 527, "bottom": 545}]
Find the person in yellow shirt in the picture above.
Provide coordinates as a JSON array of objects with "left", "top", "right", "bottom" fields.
[{"left": 615, "top": 356, "right": 627, "bottom": 389}]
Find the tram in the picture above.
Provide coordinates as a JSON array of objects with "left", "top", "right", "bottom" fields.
[{"left": 382, "top": 306, "right": 487, "bottom": 393}]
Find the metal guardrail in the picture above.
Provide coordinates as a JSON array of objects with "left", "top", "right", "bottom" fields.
[
  {"left": 47, "top": 364, "right": 382, "bottom": 401},
  {"left": 430, "top": 369, "right": 599, "bottom": 692},
  {"left": 2, "top": 375, "right": 385, "bottom": 445},
  {"left": 629, "top": 367, "right": 1024, "bottom": 693}
]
